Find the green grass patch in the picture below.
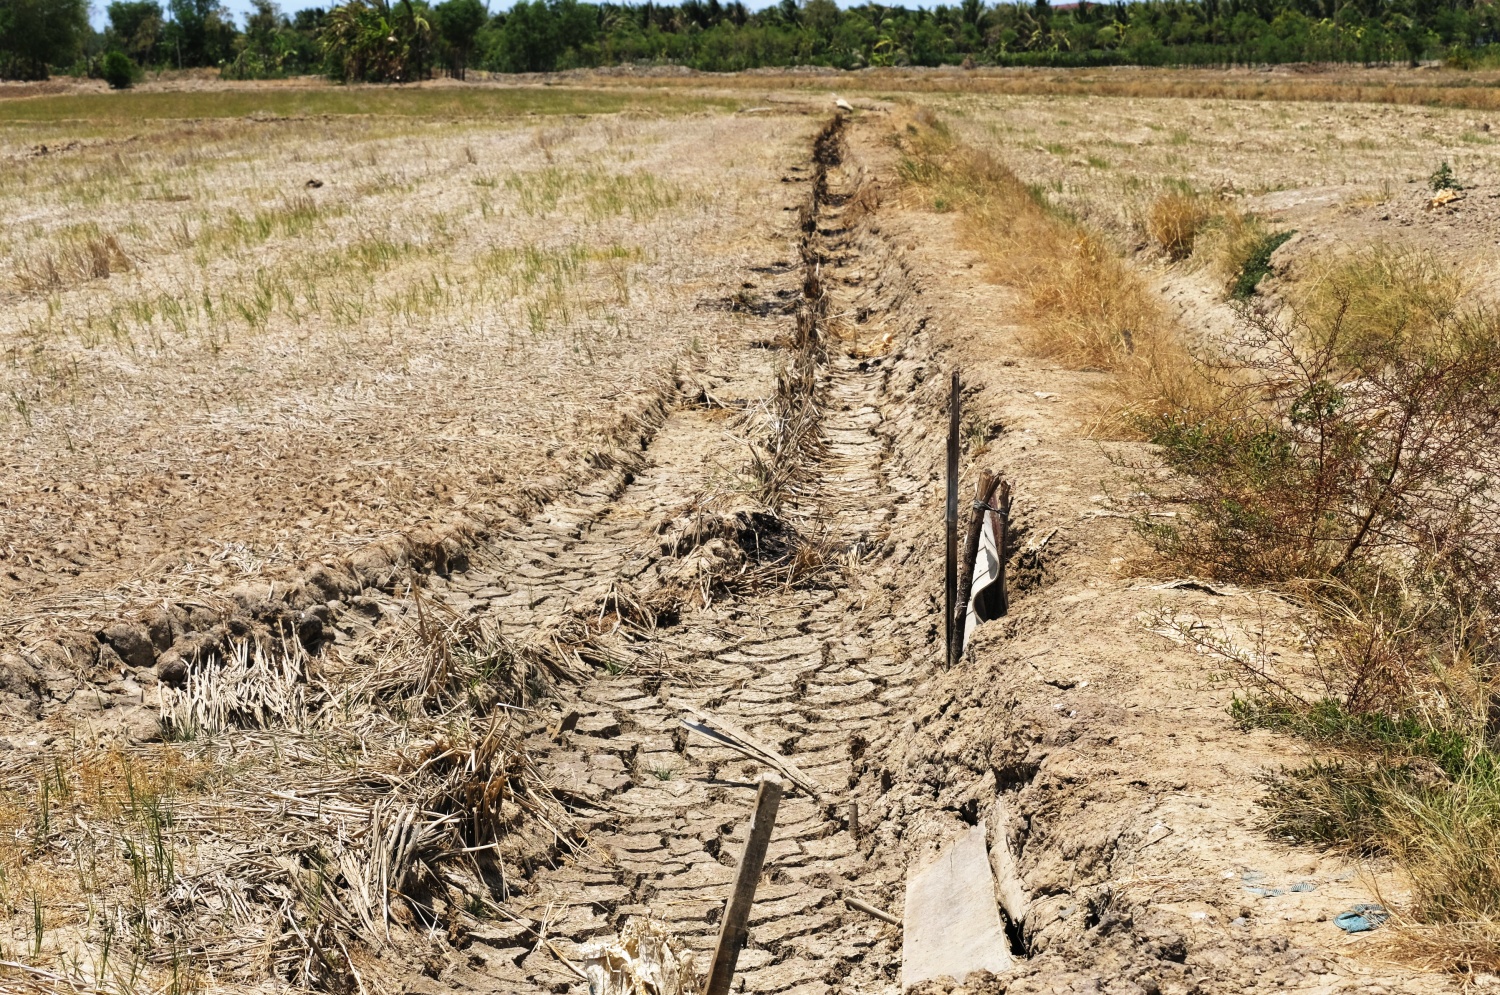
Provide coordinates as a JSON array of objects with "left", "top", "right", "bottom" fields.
[
  {"left": 1230, "top": 228, "right": 1294, "bottom": 299},
  {"left": 1235, "top": 692, "right": 1500, "bottom": 951},
  {"left": 0, "top": 87, "right": 737, "bottom": 125},
  {"left": 1232, "top": 696, "right": 1491, "bottom": 781}
]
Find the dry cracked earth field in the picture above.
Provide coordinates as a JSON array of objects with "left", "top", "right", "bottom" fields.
[{"left": 0, "top": 81, "right": 1474, "bottom": 995}]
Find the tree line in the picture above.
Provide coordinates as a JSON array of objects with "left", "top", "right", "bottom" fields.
[{"left": 3, "top": 0, "right": 1498, "bottom": 84}]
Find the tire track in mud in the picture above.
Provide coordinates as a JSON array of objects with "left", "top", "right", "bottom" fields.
[{"left": 408, "top": 115, "right": 950, "bottom": 995}]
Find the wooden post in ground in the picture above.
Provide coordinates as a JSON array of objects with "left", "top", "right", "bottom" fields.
[
  {"left": 703, "top": 776, "right": 784, "bottom": 995},
  {"left": 992, "top": 478, "right": 1013, "bottom": 618},
  {"left": 954, "top": 470, "right": 1001, "bottom": 664},
  {"left": 945, "top": 370, "right": 960, "bottom": 668}
]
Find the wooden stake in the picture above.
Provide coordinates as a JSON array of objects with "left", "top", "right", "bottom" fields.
[
  {"left": 992, "top": 479, "right": 1012, "bottom": 618},
  {"left": 843, "top": 894, "right": 900, "bottom": 926},
  {"left": 703, "top": 777, "right": 783, "bottom": 995},
  {"left": 954, "top": 470, "right": 1001, "bottom": 664},
  {"left": 945, "top": 370, "right": 960, "bottom": 668}
]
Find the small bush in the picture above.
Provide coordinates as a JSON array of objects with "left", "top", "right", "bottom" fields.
[
  {"left": 1431, "top": 160, "right": 1461, "bottom": 192},
  {"left": 1147, "top": 248, "right": 1500, "bottom": 583},
  {"left": 101, "top": 51, "right": 138, "bottom": 89},
  {"left": 1148, "top": 191, "right": 1211, "bottom": 260}
]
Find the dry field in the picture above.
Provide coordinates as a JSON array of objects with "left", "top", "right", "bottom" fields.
[
  {"left": 0, "top": 82, "right": 832, "bottom": 992},
  {"left": 2, "top": 72, "right": 1494, "bottom": 995},
  {"left": 929, "top": 90, "right": 1500, "bottom": 270},
  {"left": 0, "top": 88, "right": 782, "bottom": 634}
]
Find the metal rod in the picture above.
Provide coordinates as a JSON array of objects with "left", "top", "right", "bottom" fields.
[{"left": 945, "top": 370, "right": 960, "bottom": 668}]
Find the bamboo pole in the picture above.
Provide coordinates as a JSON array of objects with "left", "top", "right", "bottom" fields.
[
  {"left": 843, "top": 894, "right": 900, "bottom": 926},
  {"left": 703, "top": 777, "right": 784, "bottom": 995}
]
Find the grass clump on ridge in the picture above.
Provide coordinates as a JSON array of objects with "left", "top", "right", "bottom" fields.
[
  {"left": 1160, "top": 201, "right": 1294, "bottom": 299},
  {"left": 1227, "top": 227, "right": 1294, "bottom": 298},
  {"left": 1147, "top": 190, "right": 1212, "bottom": 261},
  {"left": 894, "top": 110, "right": 1210, "bottom": 421}
]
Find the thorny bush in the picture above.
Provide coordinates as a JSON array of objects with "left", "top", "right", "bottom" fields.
[
  {"left": 1147, "top": 250, "right": 1500, "bottom": 590},
  {"left": 1147, "top": 248, "right": 1500, "bottom": 966}
]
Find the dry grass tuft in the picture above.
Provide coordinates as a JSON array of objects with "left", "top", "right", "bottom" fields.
[
  {"left": 1148, "top": 191, "right": 1212, "bottom": 261},
  {"left": 895, "top": 113, "right": 1215, "bottom": 423},
  {"left": 0, "top": 604, "right": 580, "bottom": 992},
  {"left": 16, "top": 232, "right": 132, "bottom": 292},
  {"left": 1296, "top": 246, "right": 1467, "bottom": 354}
]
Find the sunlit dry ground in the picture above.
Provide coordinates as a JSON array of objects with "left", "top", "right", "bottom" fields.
[
  {"left": 0, "top": 85, "right": 828, "bottom": 990},
  {"left": 5, "top": 70, "right": 1495, "bottom": 995},
  {"left": 931, "top": 91, "right": 1500, "bottom": 256},
  {"left": 0, "top": 93, "right": 804, "bottom": 640}
]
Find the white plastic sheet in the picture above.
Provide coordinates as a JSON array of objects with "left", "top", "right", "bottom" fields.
[{"left": 963, "top": 513, "right": 1003, "bottom": 645}]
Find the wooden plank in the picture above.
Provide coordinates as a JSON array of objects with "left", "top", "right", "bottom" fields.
[
  {"left": 902, "top": 821, "right": 1014, "bottom": 990},
  {"left": 703, "top": 776, "right": 784, "bottom": 995},
  {"left": 987, "top": 799, "right": 1031, "bottom": 930}
]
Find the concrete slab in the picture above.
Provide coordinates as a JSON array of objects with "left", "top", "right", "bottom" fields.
[{"left": 901, "top": 820, "right": 1015, "bottom": 989}]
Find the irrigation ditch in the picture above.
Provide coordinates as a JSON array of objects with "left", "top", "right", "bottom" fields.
[{"left": 0, "top": 109, "right": 1363, "bottom": 995}]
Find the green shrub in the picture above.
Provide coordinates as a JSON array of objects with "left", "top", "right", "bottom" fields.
[
  {"left": 101, "top": 50, "right": 137, "bottom": 88},
  {"left": 1229, "top": 228, "right": 1294, "bottom": 298},
  {"left": 1148, "top": 252, "right": 1500, "bottom": 584}
]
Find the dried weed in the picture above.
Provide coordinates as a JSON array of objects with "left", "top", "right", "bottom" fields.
[{"left": 895, "top": 112, "right": 1217, "bottom": 425}]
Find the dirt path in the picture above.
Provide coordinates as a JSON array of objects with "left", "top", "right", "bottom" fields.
[{"left": 392, "top": 115, "right": 930, "bottom": 995}]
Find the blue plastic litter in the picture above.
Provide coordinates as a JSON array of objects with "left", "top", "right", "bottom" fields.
[
  {"left": 1334, "top": 904, "right": 1389, "bottom": 933},
  {"left": 1243, "top": 881, "right": 1316, "bottom": 898}
]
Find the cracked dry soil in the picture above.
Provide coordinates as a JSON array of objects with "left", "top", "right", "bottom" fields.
[
  {"left": 0, "top": 108, "right": 1462, "bottom": 995},
  {"left": 384, "top": 114, "right": 1459, "bottom": 995}
]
